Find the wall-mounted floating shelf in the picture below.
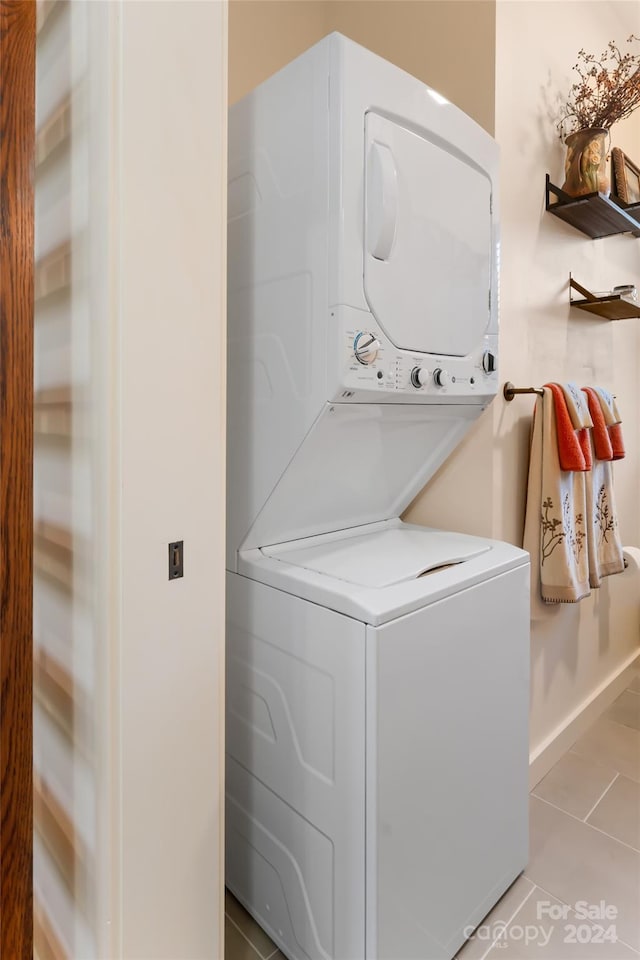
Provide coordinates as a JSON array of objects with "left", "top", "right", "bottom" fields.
[
  {"left": 546, "top": 176, "right": 640, "bottom": 239},
  {"left": 610, "top": 193, "right": 640, "bottom": 220},
  {"left": 569, "top": 275, "right": 640, "bottom": 320}
]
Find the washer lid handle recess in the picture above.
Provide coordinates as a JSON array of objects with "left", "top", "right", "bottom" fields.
[{"left": 262, "top": 527, "right": 492, "bottom": 589}]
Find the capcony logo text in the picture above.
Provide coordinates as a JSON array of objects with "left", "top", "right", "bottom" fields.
[{"left": 464, "top": 899, "right": 619, "bottom": 949}]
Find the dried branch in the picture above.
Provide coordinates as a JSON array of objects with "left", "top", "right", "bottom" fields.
[{"left": 558, "top": 36, "right": 640, "bottom": 138}]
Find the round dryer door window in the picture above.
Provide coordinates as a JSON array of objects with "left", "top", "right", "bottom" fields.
[{"left": 364, "top": 111, "right": 493, "bottom": 358}]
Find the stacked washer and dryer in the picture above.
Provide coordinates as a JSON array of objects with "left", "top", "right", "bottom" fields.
[{"left": 225, "top": 33, "right": 530, "bottom": 960}]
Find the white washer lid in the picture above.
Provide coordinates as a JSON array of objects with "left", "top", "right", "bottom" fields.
[{"left": 262, "top": 527, "right": 492, "bottom": 589}]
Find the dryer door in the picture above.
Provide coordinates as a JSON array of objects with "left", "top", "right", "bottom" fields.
[{"left": 364, "top": 111, "right": 493, "bottom": 357}]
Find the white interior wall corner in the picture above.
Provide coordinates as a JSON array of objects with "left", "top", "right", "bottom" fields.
[{"left": 101, "top": 1, "right": 228, "bottom": 956}]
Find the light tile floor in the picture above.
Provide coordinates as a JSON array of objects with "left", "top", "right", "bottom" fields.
[{"left": 225, "top": 670, "right": 640, "bottom": 960}]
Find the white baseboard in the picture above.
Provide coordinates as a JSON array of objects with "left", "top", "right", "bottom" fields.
[{"left": 529, "top": 649, "right": 640, "bottom": 790}]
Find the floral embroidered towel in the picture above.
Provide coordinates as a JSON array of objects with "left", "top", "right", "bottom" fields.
[
  {"left": 523, "top": 387, "right": 590, "bottom": 610},
  {"left": 562, "top": 381, "right": 594, "bottom": 430},
  {"left": 593, "top": 387, "right": 626, "bottom": 460},
  {"left": 593, "top": 387, "right": 621, "bottom": 425},
  {"left": 582, "top": 388, "right": 625, "bottom": 587}
]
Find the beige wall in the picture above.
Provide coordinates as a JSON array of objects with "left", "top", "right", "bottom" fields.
[
  {"left": 326, "top": 1, "right": 495, "bottom": 132},
  {"left": 493, "top": 0, "right": 640, "bottom": 778},
  {"left": 229, "top": 0, "right": 495, "bottom": 133},
  {"left": 229, "top": 0, "right": 327, "bottom": 103}
]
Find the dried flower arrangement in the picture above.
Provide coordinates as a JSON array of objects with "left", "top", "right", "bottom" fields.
[{"left": 558, "top": 35, "right": 640, "bottom": 138}]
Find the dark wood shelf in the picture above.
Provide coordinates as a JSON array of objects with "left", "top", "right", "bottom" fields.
[
  {"left": 569, "top": 275, "right": 640, "bottom": 321},
  {"left": 610, "top": 193, "right": 640, "bottom": 218},
  {"left": 546, "top": 176, "right": 640, "bottom": 239}
]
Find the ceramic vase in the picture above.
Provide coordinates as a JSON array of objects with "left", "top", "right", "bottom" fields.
[{"left": 561, "top": 128, "right": 610, "bottom": 198}]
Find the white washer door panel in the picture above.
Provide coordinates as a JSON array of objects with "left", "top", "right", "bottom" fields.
[
  {"left": 364, "top": 112, "right": 492, "bottom": 357},
  {"left": 367, "top": 565, "right": 529, "bottom": 959},
  {"left": 226, "top": 573, "right": 366, "bottom": 960}
]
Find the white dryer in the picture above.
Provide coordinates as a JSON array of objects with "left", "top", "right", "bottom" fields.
[{"left": 226, "top": 33, "right": 530, "bottom": 960}]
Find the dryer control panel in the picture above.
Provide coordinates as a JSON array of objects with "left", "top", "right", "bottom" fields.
[{"left": 333, "top": 311, "right": 498, "bottom": 404}]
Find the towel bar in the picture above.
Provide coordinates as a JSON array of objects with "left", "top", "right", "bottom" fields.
[
  {"left": 503, "top": 382, "right": 616, "bottom": 402},
  {"left": 503, "top": 382, "right": 545, "bottom": 401}
]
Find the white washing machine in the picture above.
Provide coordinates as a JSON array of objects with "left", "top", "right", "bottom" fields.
[{"left": 226, "top": 33, "right": 530, "bottom": 960}]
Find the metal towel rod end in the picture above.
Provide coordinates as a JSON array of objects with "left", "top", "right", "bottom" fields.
[
  {"left": 503, "top": 382, "right": 545, "bottom": 401},
  {"left": 503, "top": 382, "right": 617, "bottom": 402}
]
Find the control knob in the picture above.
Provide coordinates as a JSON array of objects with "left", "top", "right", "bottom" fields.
[
  {"left": 354, "top": 332, "right": 381, "bottom": 365},
  {"left": 433, "top": 368, "right": 450, "bottom": 388},
  {"left": 482, "top": 351, "right": 497, "bottom": 374},
  {"left": 410, "top": 367, "right": 430, "bottom": 388}
]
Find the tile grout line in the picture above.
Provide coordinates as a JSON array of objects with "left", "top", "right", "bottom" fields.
[
  {"left": 578, "top": 817, "right": 640, "bottom": 854},
  {"left": 528, "top": 879, "right": 571, "bottom": 907},
  {"left": 519, "top": 883, "right": 640, "bottom": 956},
  {"left": 564, "top": 748, "right": 623, "bottom": 778},
  {"left": 481, "top": 884, "right": 540, "bottom": 960},
  {"left": 614, "top": 936, "right": 640, "bottom": 956},
  {"left": 530, "top": 767, "right": 617, "bottom": 821},
  {"left": 226, "top": 911, "right": 274, "bottom": 960},
  {"left": 602, "top": 714, "right": 640, "bottom": 737},
  {"left": 472, "top": 882, "right": 538, "bottom": 960},
  {"left": 532, "top": 793, "right": 640, "bottom": 854},
  {"left": 582, "top": 771, "right": 619, "bottom": 822}
]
